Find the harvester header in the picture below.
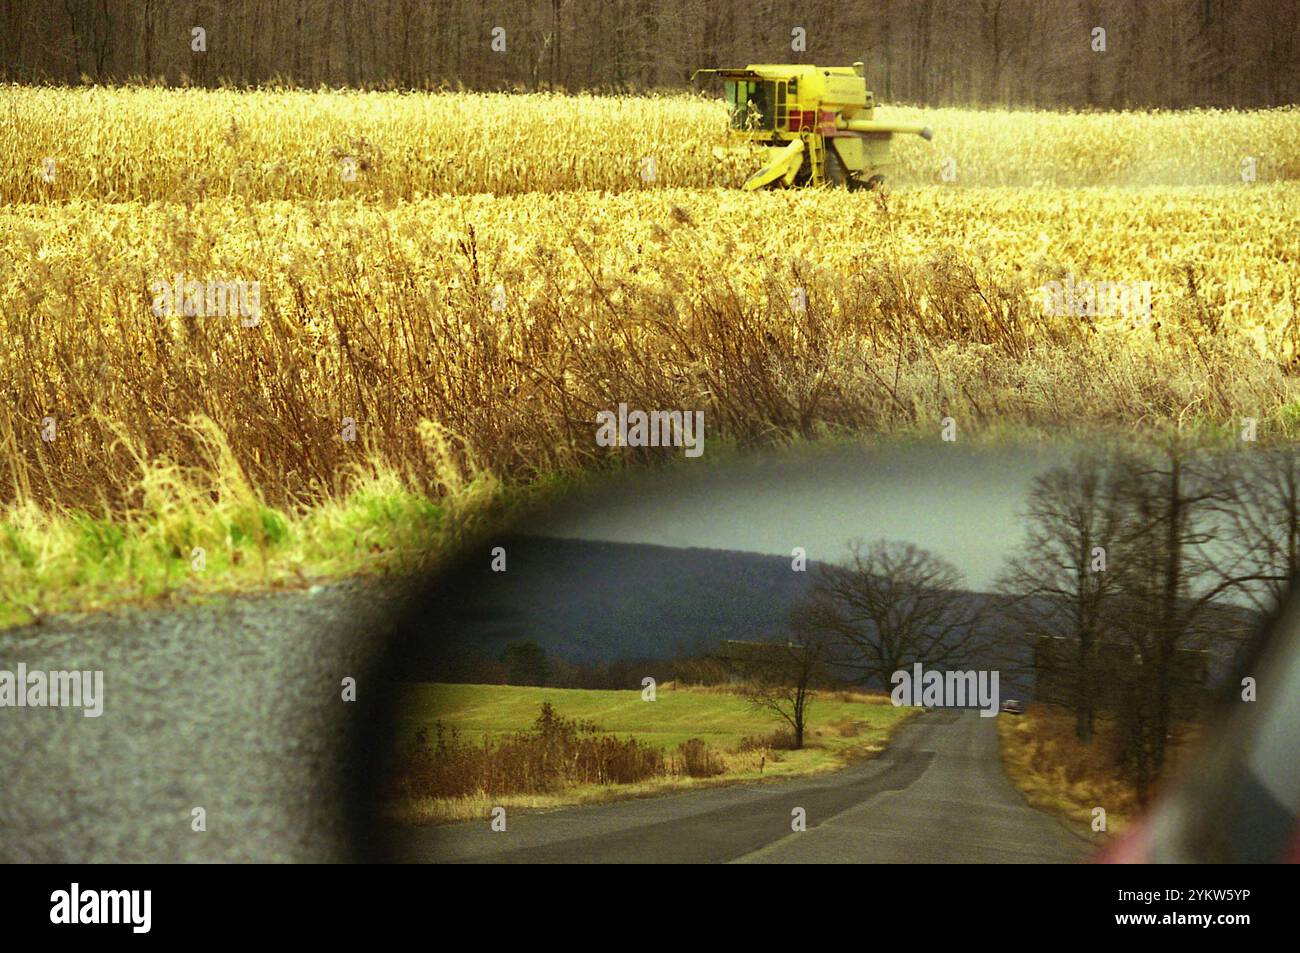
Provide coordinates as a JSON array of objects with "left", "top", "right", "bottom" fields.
[{"left": 692, "top": 62, "right": 933, "bottom": 191}]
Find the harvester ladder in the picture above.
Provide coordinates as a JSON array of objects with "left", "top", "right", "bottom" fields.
[{"left": 807, "top": 134, "right": 825, "bottom": 187}]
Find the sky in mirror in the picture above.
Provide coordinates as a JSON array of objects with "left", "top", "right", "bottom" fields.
[{"left": 527, "top": 443, "right": 1073, "bottom": 590}]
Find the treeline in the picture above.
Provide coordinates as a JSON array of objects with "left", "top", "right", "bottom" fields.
[
  {"left": 989, "top": 442, "right": 1291, "bottom": 800},
  {"left": 733, "top": 442, "right": 1288, "bottom": 802},
  {"left": 3, "top": 0, "right": 1297, "bottom": 108}
]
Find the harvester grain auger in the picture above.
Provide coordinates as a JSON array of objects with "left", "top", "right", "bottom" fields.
[{"left": 692, "top": 62, "right": 933, "bottom": 191}]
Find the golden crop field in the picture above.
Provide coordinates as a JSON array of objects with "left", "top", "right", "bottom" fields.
[
  {"left": 3, "top": 86, "right": 1299, "bottom": 200},
  {"left": 3, "top": 85, "right": 1300, "bottom": 561},
  {"left": 5, "top": 183, "right": 1299, "bottom": 515}
]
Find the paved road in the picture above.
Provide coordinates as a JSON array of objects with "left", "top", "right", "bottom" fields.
[{"left": 388, "top": 709, "right": 1095, "bottom": 863}]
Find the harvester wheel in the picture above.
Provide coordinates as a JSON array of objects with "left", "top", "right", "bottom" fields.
[
  {"left": 824, "top": 148, "right": 848, "bottom": 188},
  {"left": 861, "top": 173, "right": 886, "bottom": 191}
]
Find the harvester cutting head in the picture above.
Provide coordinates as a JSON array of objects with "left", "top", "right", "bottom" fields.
[{"left": 692, "top": 62, "right": 933, "bottom": 191}]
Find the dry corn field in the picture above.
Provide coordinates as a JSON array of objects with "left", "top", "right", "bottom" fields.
[
  {"left": 3, "top": 85, "right": 1300, "bottom": 533},
  {"left": 4, "top": 86, "right": 1300, "bottom": 199}
]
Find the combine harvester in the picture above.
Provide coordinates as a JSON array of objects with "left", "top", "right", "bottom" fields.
[{"left": 693, "top": 62, "right": 933, "bottom": 191}]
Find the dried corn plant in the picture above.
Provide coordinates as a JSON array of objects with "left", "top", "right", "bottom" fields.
[{"left": 3, "top": 185, "right": 1297, "bottom": 514}]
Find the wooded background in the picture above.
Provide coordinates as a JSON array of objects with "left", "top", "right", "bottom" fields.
[{"left": 2, "top": 0, "right": 1297, "bottom": 108}]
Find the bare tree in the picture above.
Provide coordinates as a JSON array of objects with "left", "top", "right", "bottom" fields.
[
  {"left": 1104, "top": 444, "right": 1240, "bottom": 799},
  {"left": 799, "top": 539, "right": 987, "bottom": 688},
  {"left": 1207, "top": 446, "right": 1300, "bottom": 615},
  {"left": 1001, "top": 444, "right": 1268, "bottom": 801},
  {"left": 997, "top": 451, "right": 1124, "bottom": 741},
  {"left": 980, "top": 0, "right": 1009, "bottom": 104},
  {"left": 727, "top": 633, "right": 828, "bottom": 750}
]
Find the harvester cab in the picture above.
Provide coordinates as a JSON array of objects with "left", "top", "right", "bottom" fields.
[{"left": 692, "top": 62, "right": 933, "bottom": 191}]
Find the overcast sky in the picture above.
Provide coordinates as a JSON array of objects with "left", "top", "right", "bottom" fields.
[{"left": 526, "top": 442, "right": 1074, "bottom": 591}]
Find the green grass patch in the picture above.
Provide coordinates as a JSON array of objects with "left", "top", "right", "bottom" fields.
[
  {"left": 0, "top": 476, "right": 438, "bottom": 628},
  {"left": 387, "top": 681, "right": 918, "bottom": 824},
  {"left": 0, "top": 415, "right": 616, "bottom": 629},
  {"left": 399, "top": 681, "right": 906, "bottom": 751}
]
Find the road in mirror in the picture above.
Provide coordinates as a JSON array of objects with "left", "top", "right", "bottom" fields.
[{"left": 358, "top": 438, "right": 1296, "bottom": 863}]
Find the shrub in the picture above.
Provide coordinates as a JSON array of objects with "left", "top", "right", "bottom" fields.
[
  {"left": 392, "top": 702, "right": 667, "bottom": 798},
  {"left": 674, "top": 738, "right": 725, "bottom": 778}
]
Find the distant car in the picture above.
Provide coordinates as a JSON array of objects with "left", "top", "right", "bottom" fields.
[{"left": 1000, "top": 699, "right": 1025, "bottom": 715}]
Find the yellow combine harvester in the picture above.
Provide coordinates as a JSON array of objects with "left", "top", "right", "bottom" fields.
[{"left": 693, "top": 62, "right": 933, "bottom": 190}]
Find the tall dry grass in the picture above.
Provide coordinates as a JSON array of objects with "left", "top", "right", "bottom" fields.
[
  {"left": 998, "top": 704, "right": 1205, "bottom": 832},
  {"left": 4, "top": 187, "right": 1297, "bottom": 518}
]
